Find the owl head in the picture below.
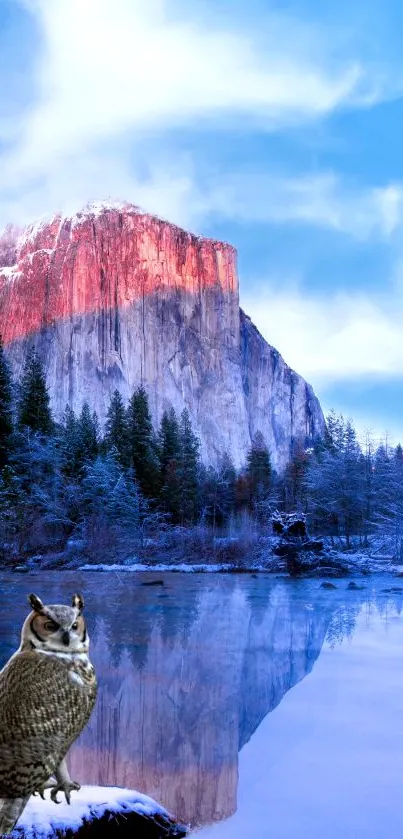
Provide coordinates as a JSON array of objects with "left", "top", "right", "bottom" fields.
[{"left": 21, "top": 593, "right": 90, "bottom": 654}]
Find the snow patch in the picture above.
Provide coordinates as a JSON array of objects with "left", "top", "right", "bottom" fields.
[
  {"left": 70, "top": 200, "right": 142, "bottom": 229},
  {"left": 22, "top": 248, "right": 54, "bottom": 265},
  {"left": 17, "top": 785, "right": 173, "bottom": 839},
  {"left": 18, "top": 215, "right": 59, "bottom": 248},
  {"left": 80, "top": 562, "right": 268, "bottom": 573},
  {"left": 0, "top": 265, "right": 22, "bottom": 281}
]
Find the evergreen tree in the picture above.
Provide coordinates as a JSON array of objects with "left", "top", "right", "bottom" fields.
[
  {"left": 68, "top": 452, "right": 148, "bottom": 563},
  {"left": 305, "top": 416, "right": 364, "bottom": 546},
  {"left": 159, "top": 408, "right": 181, "bottom": 473},
  {"left": 0, "top": 336, "right": 13, "bottom": 468},
  {"left": 1, "top": 431, "right": 69, "bottom": 558},
  {"left": 281, "top": 443, "right": 310, "bottom": 511},
  {"left": 200, "top": 453, "right": 236, "bottom": 527},
  {"left": 60, "top": 403, "right": 99, "bottom": 478},
  {"left": 395, "top": 443, "right": 403, "bottom": 467},
  {"left": 246, "top": 433, "right": 272, "bottom": 510},
  {"left": 159, "top": 408, "right": 181, "bottom": 521},
  {"left": 325, "top": 409, "right": 346, "bottom": 454},
  {"left": 361, "top": 431, "right": 376, "bottom": 546},
  {"left": 339, "top": 419, "right": 363, "bottom": 544},
  {"left": 18, "top": 348, "right": 52, "bottom": 434},
  {"left": 78, "top": 403, "right": 99, "bottom": 461},
  {"left": 104, "top": 390, "right": 129, "bottom": 466},
  {"left": 179, "top": 408, "right": 200, "bottom": 523},
  {"left": 60, "top": 406, "right": 80, "bottom": 477},
  {"left": 80, "top": 454, "right": 141, "bottom": 527},
  {"left": 127, "top": 386, "right": 160, "bottom": 499}
]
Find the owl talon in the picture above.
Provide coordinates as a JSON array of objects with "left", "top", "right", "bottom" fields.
[
  {"left": 50, "top": 781, "right": 81, "bottom": 805},
  {"left": 33, "top": 778, "right": 57, "bottom": 800}
]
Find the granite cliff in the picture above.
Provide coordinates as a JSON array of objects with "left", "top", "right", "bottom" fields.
[{"left": 0, "top": 202, "right": 324, "bottom": 470}]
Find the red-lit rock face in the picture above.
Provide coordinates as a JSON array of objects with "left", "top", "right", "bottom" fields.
[
  {"left": 0, "top": 205, "right": 237, "bottom": 345},
  {"left": 0, "top": 203, "right": 324, "bottom": 470}
]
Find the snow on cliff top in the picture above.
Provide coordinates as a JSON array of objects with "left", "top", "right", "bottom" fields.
[
  {"left": 17, "top": 201, "right": 142, "bottom": 247},
  {"left": 70, "top": 199, "right": 142, "bottom": 227},
  {"left": 1, "top": 199, "right": 234, "bottom": 262}
]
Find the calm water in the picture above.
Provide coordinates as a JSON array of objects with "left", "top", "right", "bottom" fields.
[{"left": 0, "top": 572, "right": 402, "bottom": 837}]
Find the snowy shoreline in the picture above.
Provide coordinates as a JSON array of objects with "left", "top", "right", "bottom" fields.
[{"left": 77, "top": 556, "right": 400, "bottom": 575}]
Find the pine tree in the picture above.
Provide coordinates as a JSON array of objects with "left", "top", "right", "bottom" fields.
[
  {"left": 127, "top": 386, "right": 160, "bottom": 500},
  {"left": 159, "top": 408, "right": 181, "bottom": 521},
  {"left": 179, "top": 408, "right": 200, "bottom": 523},
  {"left": 0, "top": 336, "right": 13, "bottom": 468},
  {"left": 281, "top": 443, "right": 310, "bottom": 511},
  {"left": 77, "top": 403, "right": 99, "bottom": 462},
  {"left": 305, "top": 416, "right": 364, "bottom": 546},
  {"left": 246, "top": 433, "right": 272, "bottom": 510},
  {"left": 395, "top": 443, "right": 403, "bottom": 468},
  {"left": 325, "top": 410, "right": 345, "bottom": 455},
  {"left": 159, "top": 408, "right": 181, "bottom": 473},
  {"left": 373, "top": 443, "right": 393, "bottom": 520},
  {"left": 200, "top": 454, "right": 236, "bottom": 527},
  {"left": 18, "top": 348, "right": 52, "bottom": 434},
  {"left": 60, "top": 403, "right": 99, "bottom": 478},
  {"left": 60, "top": 406, "right": 79, "bottom": 477},
  {"left": 81, "top": 453, "right": 141, "bottom": 526},
  {"left": 104, "top": 390, "right": 129, "bottom": 466}
]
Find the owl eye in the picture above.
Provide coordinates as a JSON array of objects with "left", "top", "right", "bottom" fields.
[
  {"left": 44, "top": 620, "right": 59, "bottom": 632},
  {"left": 72, "top": 621, "right": 79, "bottom": 630}
]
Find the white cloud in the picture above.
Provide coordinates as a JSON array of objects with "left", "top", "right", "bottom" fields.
[
  {"left": 241, "top": 282, "right": 403, "bottom": 383},
  {"left": 202, "top": 173, "right": 403, "bottom": 240},
  {"left": 0, "top": 0, "right": 377, "bottom": 222},
  {"left": 0, "top": 149, "right": 207, "bottom": 230}
]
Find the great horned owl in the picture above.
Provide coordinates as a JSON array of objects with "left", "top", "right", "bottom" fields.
[{"left": 0, "top": 593, "right": 97, "bottom": 835}]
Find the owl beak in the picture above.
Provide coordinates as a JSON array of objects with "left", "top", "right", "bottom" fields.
[{"left": 62, "top": 630, "right": 70, "bottom": 646}]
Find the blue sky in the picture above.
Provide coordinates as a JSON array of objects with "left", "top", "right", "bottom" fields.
[{"left": 1, "top": 0, "right": 403, "bottom": 445}]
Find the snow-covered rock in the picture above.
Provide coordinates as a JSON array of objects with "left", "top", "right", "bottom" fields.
[{"left": 13, "top": 785, "right": 186, "bottom": 838}]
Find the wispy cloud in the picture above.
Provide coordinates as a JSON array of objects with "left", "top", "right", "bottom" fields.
[
  {"left": 202, "top": 173, "right": 403, "bottom": 240},
  {"left": 241, "top": 281, "right": 403, "bottom": 384},
  {"left": 0, "top": 0, "right": 386, "bottom": 224}
]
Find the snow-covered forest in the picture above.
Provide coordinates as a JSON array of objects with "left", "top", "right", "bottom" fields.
[{"left": 0, "top": 337, "right": 402, "bottom": 565}]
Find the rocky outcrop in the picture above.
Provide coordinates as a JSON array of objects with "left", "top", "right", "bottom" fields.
[{"left": 0, "top": 202, "right": 324, "bottom": 470}]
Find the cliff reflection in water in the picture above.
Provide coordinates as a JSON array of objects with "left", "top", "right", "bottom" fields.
[{"left": 63, "top": 574, "right": 365, "bottom": 827}]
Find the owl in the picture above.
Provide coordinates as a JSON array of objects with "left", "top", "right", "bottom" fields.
[{"left": 0, "top": 592, "right": 97, "bottom": 835}]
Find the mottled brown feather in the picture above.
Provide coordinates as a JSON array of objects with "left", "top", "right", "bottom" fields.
[{"left": 0, "top": 651, "right": 97, "bottom": 798}]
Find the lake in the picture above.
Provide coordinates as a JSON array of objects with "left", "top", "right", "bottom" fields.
[{"left": 0, "top": 572, "right": 402, "bottom": 837}]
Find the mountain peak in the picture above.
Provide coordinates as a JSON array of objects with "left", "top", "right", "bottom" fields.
[{"left": 0, "top": 202, "right": 324, "bottom": 470}]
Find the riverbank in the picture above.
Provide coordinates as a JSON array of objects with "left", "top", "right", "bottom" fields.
[
  {"left": 5, "top": 525, "right": 401, "bottom": 576},
  {"left": 11, "top": 550, "right": 401, "bottom": 577}
]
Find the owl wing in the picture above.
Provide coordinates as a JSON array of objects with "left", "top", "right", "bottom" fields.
[{"left": 0, "top": 651, "right": 93, "bottom": 798}]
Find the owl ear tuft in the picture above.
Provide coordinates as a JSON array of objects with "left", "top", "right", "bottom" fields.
[
  {"left": 28, "top": 593, "right": 45, "bottom": 613},
  {"left": 72, "top": 593, "right": 84, "bottom": 612}
]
